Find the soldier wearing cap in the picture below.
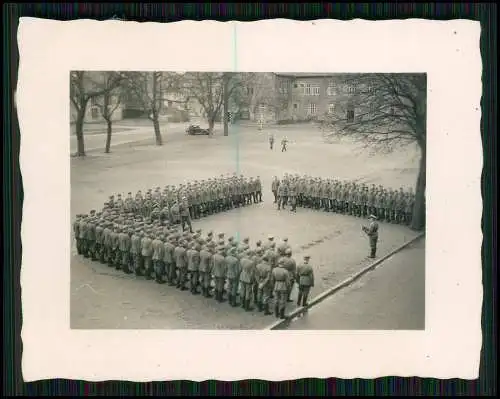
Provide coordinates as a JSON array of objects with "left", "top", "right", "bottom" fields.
[
  {"left": 130, "top": 228, "right": 142, "bottom": 275},
  {"left": 179, "top": 197, "right": 193, "bottom": 233},
  {"left": 73, "top": 215, "right": 82, "bottom": 255},
  {"left": 272, "top": 258, "right": 290, "bottom": 319},
  {"left": 164, "top": 235, "right": 177, "bottom": 284},
  {"left": 118, "top": 226, "right": 131, "bottom": 273},
  {"left": 362, "top": 214, "right": 379, "bottom": 258},
  {"left": 108, "top": 225, "right": 119, "bottom": 267},
  {"left": 152, "top": 233, "right": 165, "bottom": 283},
  {"left": 174, "top": 239, "right": 188, "bottom": 290},
  {"left": 141, "top": 232, "right": 154, "bottom": 279},
  {"left": 78, "top": 215, "right": 89, "bottom": 258},
  {"left": 296, "top": 255, "right": 314, "bottom": 307},
  {"left": 239, "top": 249, "right": 256, "bottom": 311},
  {"left": 95, "top": 221, "right": 105, "bottom": 263},
  {"left": 404, "top": 189, "right": 415, "bottom": 226},
  {"left": 277, "top": 179, "right": 287, "bottom": 211},
  {"left": 277, "top": 237, "right": 289, "bottom": 257},
  {"left": 256, "top": 254, "right": 272, "bottom": 315},
  {"left": 212, "top": 245, "right": 228, "bottom": 302},
  {"left": 225, "top": 247, "right": 241, "bottom": 307},
  {"left": 102, "top": 222, "right": 113, "bottom": 265},
  {"left": 283, "top": 248, "right": 297, "bottom": 302},
  {"left": 199, "top": 241, "right": 213, "bottom": 297},
  {"left": 255, "top": 176, "right": 263, "bottom": 203},
  {"left": 271, "top": 176, "right": 280, "bottom": 204},
  {"left": 262, "top": 235, "right": 274, "bottom": 251},
  {"left": 187, "top": 242, "right": 201, "bottom": 294}
]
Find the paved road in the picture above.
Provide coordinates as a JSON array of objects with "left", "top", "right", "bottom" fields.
[{"left": 282, "top": 238, "right": 425, "bottom": 330}]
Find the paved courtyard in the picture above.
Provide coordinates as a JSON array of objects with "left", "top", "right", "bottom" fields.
[{"left": 70, "top": 121, "right": 422, "bottom": 329}]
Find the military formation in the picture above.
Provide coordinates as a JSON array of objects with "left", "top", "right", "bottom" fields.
[
  {"left": 73, "top": 209, "right": 315, "bottom": 319},
  {"left": 102, "top": 174, "right": 263, "bottom": 226},
  {"left": 271, "top": 174, "right": 416, "bottom": 225}
]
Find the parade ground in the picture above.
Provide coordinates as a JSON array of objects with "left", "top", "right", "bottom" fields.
[{"left": 70, "top": 120, "right": 423, "bottom": 330}]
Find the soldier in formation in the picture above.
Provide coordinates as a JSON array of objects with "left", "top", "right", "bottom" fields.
[
  {"left": 75, "top": 213, "right": 310, "bottom": 320},
  {"left": 270, "top": 174, "right": 416, "bottom": 225},
  {"left": 100, "top": 174, "right": 263, "bottom": 228}
]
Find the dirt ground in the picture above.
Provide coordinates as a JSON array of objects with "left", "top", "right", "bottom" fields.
[{"left": 70, "top": 121, "right": 422, "bottom": 329}]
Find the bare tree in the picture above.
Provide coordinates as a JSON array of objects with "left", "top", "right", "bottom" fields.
[
  {"left": 320, "top": 73, "right": 427, "bottom": 230},
  {"left": 70, "top": 71, "right": 123, "bottom": 156},
  {"left": 121, "top": 71, "right": 179, "bottom": 146},
  {"left": 93, "top": 72, "right": 124, "bottom": 153}
]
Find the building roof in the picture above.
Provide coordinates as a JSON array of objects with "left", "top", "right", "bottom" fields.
[{"left": 274, "top": 72, "right": 362, "bottom": 79}]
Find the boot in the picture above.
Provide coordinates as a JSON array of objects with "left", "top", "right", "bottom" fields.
[
  {"left": 258, "top": 302, "right": 263, "bottom": 312},
  {"left": 205, "top": 288, "right": 212, "bottom": 298},
  {"left": 302, "top": 296, "right": 308, "bottom": 307},
  {"left": 264, "top": 304, "right": 272, "bottom": 315},
  {"left": 241, "top": 298, "right": 246, "bottom": 309},
  {"left": 228, "top": 294, "right": 233, "bottom": 305},
  {"left": 246, "top": 300, "right": 254, "bottom": 311},
  {"left": 280, "top": 309, "right": 286, "bottom": 319},
  {"left": 274, "top": 305, "right": 279, "bottom": 318},
  {"left": 232, "top": 296, "right": 238, "bottom": 307}
]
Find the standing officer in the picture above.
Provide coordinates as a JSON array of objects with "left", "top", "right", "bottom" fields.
[
  {"left": 225, "top": 247, "right": 241, "bottom": 307},
  {"left": 118, "top": 226, "right": 132, "bottom": 273},
  {"left": 174, "top": 239, "right": 188, "bottom": 290},
  {"left": 163, "top": 234, "right": 176, "bottom": 285},
  {"left": 256, "top": 254, "right": 273, "bottom": 315},
  {"left": 272, "top": 259, "right": 290, "bottom": 319},
  {"left": 198, "top": 241, "right": 213, "bottom": 297},
  {"left": 239, "top": 249, "right": 256, "bottom": 311},
  {"left": 269, "top": 133, "right": 275, "bottom": 150},
  {"left": 187, "top": 242, "right": 201, "bottom": 294},
  {"left": 281, "top": 136, "right": 288, "bottom": 152},
  {"left": 296, "top": 255, "right": 314, "bottom": 307},
  {"left": 212, "top": 246, "right": 227, "bottom": 302},
  {"left": 79, "top": 215, "right": 89, "bottom": 258},
  {"left": 362, "top": 214, "right": 379, "bottom": 258},
  {"left": 283, "top": 248, "right": 297, "bottom": 302},
  {"left": 255, "top": 176, "right": 263, "bottom": 202},
  {"left": 130, "top": 228, "right": 142, "bottom": 275},
  {"left": 73, "top": 215, "right": 82, "bottom": 255},
  {"left": 271, "top": 176, "right": 280, "bottom": 204},
  {"left": 95, "top": 221, "right": 105, "bottom": 264},
  {"left": 179, "top": 197, "right": 193, "bottom": 233},
  {"left": 102, "top": 222, "right": 112, "bottom": 266}
]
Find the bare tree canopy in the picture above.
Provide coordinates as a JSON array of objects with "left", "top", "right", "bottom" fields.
[
  {"left": 70, "top": 71, "right": 124, "bottom": 156},
  {"left": 320, "top": 73, "right": 427, "bottom": 230}
]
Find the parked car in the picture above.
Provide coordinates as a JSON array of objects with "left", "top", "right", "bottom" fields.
[{"left": 186, "top": 125, "right": 210, "bottom": 135}]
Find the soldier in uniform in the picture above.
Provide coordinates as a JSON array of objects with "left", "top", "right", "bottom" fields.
[
  {"left": 288, "top": 179, "right": 298, "bottom": 212},
  {"left": 108, "top": 225, "right": 119, "bottom": 267},
  {"left": 272, "top": 259, "right": 290, "bottom": 319},
  {"left": 152, "top": 233, "right": 165, "bottom": 283},
  {"left": 362, "top": 214, "right": 379, "bottom": 258},
  {"left": 102, "top": 222, "right": 112, "bottom": 265},
  {"left": 73, "top": 215, "right": 82, "bottom": 255},
  {"left": 85, "top": 215, "right": 96, "bottom": 261},
  {"left": 141, "top": 232, "right": 154, "bottom": 279},
  {"left": 174, "top": 239, "right": 188, "bottom": 290},
  {"left": 277, "top": 180, "right": 286, "bottom": 210},
  {"left": 198, "top": 241, "right": 213, "bottom": 297},
  {"left": 225, "top": 247, "right": 241, "bottom": 307},
  {"left": 263, "top": 235, "right": 275, "bottom": 251},
  {"left": 256, "top": 254, "right": 273, "bottom": 315},
  {"left": 187, "top": 242, "right": 201, "bottom": 294},
  {"left": 269, "top": 133, "right": 275, "bottom": 150},
  {"left": 212, "top": 246, "right": 227, "bottom": 302},
  {"left": 116, "top": 194, "right": 124, "bottom": 210},
  {"left": 271, "top": 176, "right": 280, "bottom": 204},
  {"left": 239, "top": 249, "right": 256, "bottom": 311},
  {"left": 281, "top": 136, "right": 288, "bottom": 152},
  {"left": 404, "top": 190, "right": 415, "bottom": 226},
  {"left": 79, "top": 215, "right": 89, "bottom": 258},
  {"left": 296, "top": 255, "right": 314, "bottom": 307}
]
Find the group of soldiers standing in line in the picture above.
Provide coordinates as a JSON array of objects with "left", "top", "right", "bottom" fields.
[
  {"left": 73, "top": 209, "right": 315, "bottom": 319},
  {"left": 271, "top": 174, "right": 416, "bottom": 225},
  {"left": 101, "top": 174, "right": 263, "bottom": 234}
]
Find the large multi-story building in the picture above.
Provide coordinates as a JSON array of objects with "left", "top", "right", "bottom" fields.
[{"left": 240, "top": 72, "right": 374, "bottom": 123}]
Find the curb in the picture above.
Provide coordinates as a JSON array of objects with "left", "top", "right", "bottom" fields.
[{"left": 264, "top": 232, "right": 425, "bottom": 330}]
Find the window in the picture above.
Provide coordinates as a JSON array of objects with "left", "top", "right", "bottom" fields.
[
  {"left": 305, "top": 84, "right": 312, "bottom": 96},
  {"left": 347, "top": 108, "right": 355, "bottom": 122},
  {"left": 313, "top": 86, "right": 320, "bottom": 96},
  {"left": 293, "top": 103, "right": 298, "bottom": 109},
  {"left": 309, "top": 103, "right": 317, "bottom": 115},
  {"left": 91, "top": 106, "right": 99, "bottom": 119},
  {"left": 327, "top": 83, "right": 336, "bottom": 96},
  {"left": 348, "top": 85, "right": 356, "bottom": 94},
  {"left": 279, "top": 81, "right": 289, "bottom": 95},
  {"left": 328, "top": 103, "right": 335, "bottom": 114},
  {"left": 293, "top": 83, "right": 298, "bottom": 88}
]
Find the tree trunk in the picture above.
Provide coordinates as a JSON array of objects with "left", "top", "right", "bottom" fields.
[
  {"left": 105, "top": 119, "right": 112, "bottom": 153},
  {"left": 153, "top": 117, "right": 163, "bottom": 146},
  {"left": 75, "top": 111, "right": 86, "bottom": 156},
  {"left": 411, "top": 143, "right": 426, "bottom": 231}
]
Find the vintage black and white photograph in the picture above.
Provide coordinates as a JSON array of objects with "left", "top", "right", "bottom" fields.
[{"left": 70, "top": 71, "right": 426, "bottom": 330}]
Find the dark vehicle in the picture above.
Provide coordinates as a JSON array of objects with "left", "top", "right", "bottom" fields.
[{"left": 186, "top": 125, "right": 210, "bottom": 135}]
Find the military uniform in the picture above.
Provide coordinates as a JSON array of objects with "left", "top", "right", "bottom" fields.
[
  {"left": 199, "top": 243, "right": 213, "bottom": 297},
  {"left": 271, "top": 177, "right": 280, "bottom": 204},
  {"left": 256, "top": 256, "right": 272, "bottom": 315},
  {"left": 141, "top": 234, "right": 154, "bottom": 279},
  {"left": 363, "top": 215, "right": 379, "bottom": 258},
  {"left": 118, "top": 228, "right": 132, "bottom": 273},
  {"left": 283, "top": 250, "right": 297, "bottom": 302},
  {"left": 152, "top": 235, "right": 165, "bottom": 283},
  {"left": 272, "top": 261, "right": 290, "bottom": 318},
  {"left": 296, "top": 256, "right": 314, "bottom": 307},
  {"left": 212, "top": 248, "right": 227, "bottom": 302},
  {"left": 239, "top": 251, "right": 256, "bottom": 311},
  {"left": 225, "top": 248, "right": 241, "bottom": 306}
]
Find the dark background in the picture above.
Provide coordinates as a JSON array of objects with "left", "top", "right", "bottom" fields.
[{"left": 3, "top": 3, "right": 497, "bottom": 396}]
